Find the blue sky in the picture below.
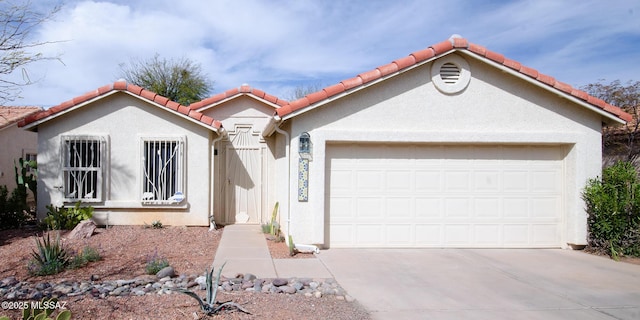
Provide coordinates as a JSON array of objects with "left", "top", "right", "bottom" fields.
[{"left": 8, "top": 0, "right": 640, "bottom": 107}]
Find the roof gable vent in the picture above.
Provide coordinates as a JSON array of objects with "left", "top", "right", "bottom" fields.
[
  {"left": 440, "top": 63, "right": 461, "bottom": 84},
  {"left": 431, "top": 54, "right": 471, "bottom": 94}
]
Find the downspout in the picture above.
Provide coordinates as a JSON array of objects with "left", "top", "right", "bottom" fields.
[
  {"left": 273, "top": 125, "right": 291, "bottom": 240},
  {"left": 210, "top": 128, "right": 226, "bottom": 231},
  {"left": 273, "top": 123, "right": 320, "bottom": 254}
]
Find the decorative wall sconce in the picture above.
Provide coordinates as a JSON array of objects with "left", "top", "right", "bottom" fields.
[{"left": 299, "top": 132, "right": 312, "bottom": 159}]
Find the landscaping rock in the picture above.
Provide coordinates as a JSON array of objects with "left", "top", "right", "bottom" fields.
[
  {"left": 0, "top": 273, "right": 353, "bottom": 303},
  {"left": 272, "top": 278, "right": 288, "bottom": 287},
  {"left": 156, "top": 266, "right": 175, "bottom": 279},
  {"left": 68, "top": 219, "right": 96, "bottom": 239}
]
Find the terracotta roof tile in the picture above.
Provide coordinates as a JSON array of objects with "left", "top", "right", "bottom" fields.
[
  {"left": 275, "top": 36, "right": 630, "bottom": 123},
  {"left": 358, "top": 69, "right": 382, "bottom": 84},
  {"left": 431, "top": 40, "right": 454, "bottom": 55},
  {"left": 519, "top": 65, "right": 539, "bottom": 79},
  {"left": 485, "top": 50, "right": 505, "bottom": 64},
  {"left": 468, "top": 43, "right": 487, "bottom": 56},
  {"left": 19, "top": 80, "right": 222, "bottom": 130},
  {"left": 188, "top": 85, "right": 289, "bottom": 111},
  {"left": 451, "top": 37, "right": 469, "bottom": 48},
  {"left": 377, "top": 62, "right": 399, "bottom": 77},
  {"left": 323, "top": 83, "right": 346, "bottom": 97},
  {"left": 341, "top": 76, "right": 364, "bottom": 90},
  {"left": 410, "top": 48, "right": 435, "bottom": 63},
  {"left": 393, "top": 55, "right": 416, "bottom": 70},
  {"left": 553, "top": 81, "right": 573, "bottom": 94},
  {"left": 140, "top": 89, "right": 157, "bottom": 101},
  {"left": 502, "top": 58, "right": 522, "bottom": 71},
  {"left": 153, "top": 95, "right": 169, "bottom": 106},
  {"left": 0, "top": 106, "right": 42, "bottom": 129},
  {"left": 536, "top": 74, "right": 556, "bottom": 87},
  {"left": 304, "top": 90, "right": 327, "bottom": 105}
]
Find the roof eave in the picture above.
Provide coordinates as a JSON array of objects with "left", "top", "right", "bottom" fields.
[
  {"left": 194, "top": 93, "right": 282, "bottom": 113},
  {"left": 21, "top": 90, "right": 223, "bottom": 134}
]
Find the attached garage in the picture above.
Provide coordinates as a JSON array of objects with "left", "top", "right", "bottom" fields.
[
  {"left": 264, "top": 37, "right": 631, "bottom": 249},
  {"left": 327, "top": 143, "right": 566, "bottom": 248}
]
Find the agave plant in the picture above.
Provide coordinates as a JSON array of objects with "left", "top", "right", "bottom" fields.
[
  {"left": 175, "top": 261, "right": 250, "bottom": 315},
  {"left": 30, "top": 233, "right": 69, "bottom": 276}
]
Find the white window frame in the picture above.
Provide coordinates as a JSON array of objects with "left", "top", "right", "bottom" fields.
[
  {"left": 22, "top": 149, "right": 37, "bottom": 173},
  {"left": 61, "top": 135, "right": 106, "bottom": 203},
  {"left": 140, "top": 136, "right": 186, "bottom": 205}
]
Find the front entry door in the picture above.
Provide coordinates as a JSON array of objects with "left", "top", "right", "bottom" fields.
[{"left": 225, "top": 132, "right": 262, "bottom": 224}]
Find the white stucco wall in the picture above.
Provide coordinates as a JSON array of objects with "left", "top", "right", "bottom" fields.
[
  {"left": 0, "top": 123, "right": 37, "bottom": 192},
  {"left": 36, "top": 93, "right": 213, "bottom": 226},
  {"left": 281, "top": 53, "right": 603, "bottom": 247}
]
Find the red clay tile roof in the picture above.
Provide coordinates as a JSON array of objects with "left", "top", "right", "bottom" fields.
[
  {"left": 0, "top": 106, "right": 43, "bottom": 130},
  {"left": 188, "top": 84, "right": 288, "bottom": 110},
  {"left": 275, "top": 37, "right": 632, "bottom": 123},
  {"left": 18, "top": 81, "right": 222, "bottom": 130}
]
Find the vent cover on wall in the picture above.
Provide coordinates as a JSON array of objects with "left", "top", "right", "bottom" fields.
[{"left": 431, "top": 54, "right": 471, "bottom": 94}]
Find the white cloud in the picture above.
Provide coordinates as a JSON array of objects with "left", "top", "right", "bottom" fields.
[{"left": 6, "top": 0, "right": 640, "bottom": 107}]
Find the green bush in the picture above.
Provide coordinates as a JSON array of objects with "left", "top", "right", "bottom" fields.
[
  {"left": 68, "top": 245, "right": 101, "bottom": 269},
  {"left": 29, "top": 233, "right": 69, "bottom": 276},
  {"left": 0, "top": 185, "right": 29, "bottom": 229},
  {"left": 583, "top": 161, "right": 640, "bottom": 259},
  {"left": 145, "top": 250, "right": 170, "bottom": 275},
  {"left": 43, "top": 201, "right": 94, "bottom": 230}
]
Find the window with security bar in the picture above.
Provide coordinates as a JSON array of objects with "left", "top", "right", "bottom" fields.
[
  {"left": 62, "top": 136, "right": 105, "bottom": 202},
  {"left": 141, "top": 138, "right": 185, "bottom": 204}
]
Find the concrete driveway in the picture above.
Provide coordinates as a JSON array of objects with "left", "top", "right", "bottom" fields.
[{"left": 318, "top": 249, "right": 640, "bottom": 320}]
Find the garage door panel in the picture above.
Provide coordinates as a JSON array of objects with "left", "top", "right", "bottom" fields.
[
  {"left": 387, "top": 225, "right": 413, "bottom": 245},
  {"left": 387, "top": 171, "right": 412, "bottom": 191},
  {"left": 387, "top": 197, "right": 412, "bottom": 218},
  {"left": 445, "top": 198, "right": 471, "bottom": 218},
  {"left": 356, "top": 171, "right": 383, "bottom": 190},
  {"left": 415, "top": 171, "right": 441, "bottom": 191},
  {"left": 531, "top": 170, "right": 561, "bottom": 192},
  {"left": 356, "top": 198, "right": 383, "bottom": 218},
  {"left": 356, "top": 225, "right": 384, "bottom": 246},
  {"left": 331, "top": 198, "right": 354, "bottom": 219},
  {"left": 531, "top": 197, "right": 560, "bottom": 218},
  {"left": 475, "top": 171, "right": 501, "bottom": 191},
  {"left": 504, "top": 198, "right": 529, "bottom": 218},
  {"left": 328, "top": 144, "right": 563, "bottom": 248},
  {"left": 445, "top": 171, "right": 471, "bottom": 191},
  {"left": 503, "top": 171, "right": 529, "bottom": 191},
  {"left": 474, "top": 225, "right": 501, "bottom": 245},
  {"left": 445, "top": 225, "right": 471, "bottom": 244},
  {"left": 503, "top": 224, "right": 530, "bottom": 244},
  {"left": 415, "top": 198, "right": 442, "bottom": 218},
  {"left": 475, "top": 198, "right": 501, "bottom": 218}
]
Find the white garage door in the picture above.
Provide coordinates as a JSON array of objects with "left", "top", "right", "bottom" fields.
[{"left": 327, "top": 144, "right": 564, "bottom": 248}]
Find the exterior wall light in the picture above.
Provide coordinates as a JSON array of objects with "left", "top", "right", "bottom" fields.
[{"left": 299, "top": 132, "right": 312, "bottom": 158}]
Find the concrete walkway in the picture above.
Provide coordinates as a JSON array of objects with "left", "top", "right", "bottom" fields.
[{"left": 212, "top": 224, "right": 332, "bottom": 279}]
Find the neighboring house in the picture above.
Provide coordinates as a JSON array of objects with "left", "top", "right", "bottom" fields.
[
  {"left": 20, "top": 36, "right": 630, "bottom": 249},
  {"left": 0, "top": 106, "right": 41, "bottom": 193}
]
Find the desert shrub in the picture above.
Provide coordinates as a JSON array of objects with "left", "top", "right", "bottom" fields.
[
  {"left": 144, "top": 220, "right": 163, "bottom": 229},
  {"left": 146, "top": 249, "right": 170, "bottom": 274},
  {"left": 583, "top": 161, "right": 640, "bottom": 259},
  {"left": 29, "top": 233, "right": 69, "bottom": 276},
  {"left": 0, "top": 185, "right": 29, "bottom": 229},
  {"left": 43, "top": 201, "right": 93, "bottom": 230},
  {"left": 68, "top": 245, "right": 101, "bottom": 269}
]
